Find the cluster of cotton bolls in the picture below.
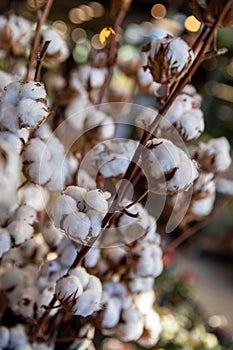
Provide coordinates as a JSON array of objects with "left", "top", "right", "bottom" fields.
[
  {"left": 0, "top": 324, "right": 53, "bottom": 350},
  {"left": 0, "top": 14, "right": 32, "bottom": 54},
  {"left": 52, "top": 186, "right": 110, "bottom": 244}
]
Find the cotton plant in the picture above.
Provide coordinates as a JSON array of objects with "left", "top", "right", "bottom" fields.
[{"left": 0, "top": 0, "right": 232, "bottom": 349}]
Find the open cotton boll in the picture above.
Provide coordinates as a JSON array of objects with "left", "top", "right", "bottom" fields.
[
  {"left": 73, "top": 290, "right": 102, "bottom": 317},
  {"left": 128, "top": 274, "right": 154, "bottom": 293},
  {"left": 85, "top": 189, "right": 109, "bottom": 214},
  {"left": 102, "top": 297, "right": 122, "bottom": 328},
  {"left": 22, "top": 138, "right": 50, "bottom": 162},
  {"left": 86, "top": 210, "right": 102, "bottom": 238},
  {"left": 91, "top": 139, "right": 137, "bottom": 178},
  {"left": 1, "top": 81, "right": 20, "bottom": 104},
  {"left": 17, "top": 98, "right": 47, "bottom": 128},
  {"left": 62, "top": 212, "right": 91, "bottom": 242},
  {"left": 0, "top": 141, "right": 20, "bottom": 225},
  {"left": 0, "top": 71, "right": 14, "bottom": 94},
  {"left": 65, "top": 95, "right": 90, "bottom": 130},
  {"left": 20, "top": 81, "right": 47, "bottom": 100},
  {"left": 0, "top": 102, "right": 18, "bottom": 132},
  {"left": 139, "top": 310, "right": 161, "bottom": 347},
  {"left": 142, "top": 138, "right": 198, "bottom": 194},
  {"left": 18, "top": 183, "right": 49, "bottom": 212},
  {"left": 42, "top": 28, "right": 69, "bottom": 62},
  {"left": 193, "top": 137, "right": 231, "bottom": 173},
  {"left": 7, "top": 220, "right": 34, "bottom": 245},
  {"left": 84, "top": 246, "right": 100, "bottom": 268},
  {"left": 0, "top": 131, "right": 23, "bottom": 153},
  {"left": 55, "top": 275, "right": 83, "bottom": 302},
  {"left": 86, "top": 275, "right": 102, "bottom": 296},
  {"left": 0, "top": 228, "right": 11, "bottom": 258},
  {"left": 69, "top": 267, "right": 90, "bottom": 290},
  {"left": 118, "top": 306, "right": 144, "bottom": 342},
  {"left": 14, "top": 204, "right": 37, "bottom": 225},
  {"left": 63, "top": 186, "right": 86, "bottom": 211},
  {"left": 143, "top": 36, "right": 194, "bottom": 84}
]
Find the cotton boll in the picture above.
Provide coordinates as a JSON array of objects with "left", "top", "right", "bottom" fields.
[
  {"left": 0, "top": 326, "right": 10, "bottom": 348},
  {"left": 85, "top": 190, "right": 109, "bottom": 214},
  {"left": 119, "top": 307, "right": 144, "bottom": 342},
  {"left": 73, "top": 290, "right": 101, "bottom": 317},
  {"left": 52, "top": 194, "right": 77, "bottom": 227},
  {"left": 58, "top": 240, "right": 77, "bottom": 268},
  {"left": 69, "top": 267, "right": 89, "bottom": 289},
  {"left": 86, "top": 275, "right": 102, "bottom": 296},
  {"left": 0, "top": 102, "right": 18, "bottom": 132},
  {"left": 139, "top": 310, "right": 161, "bottom": 347},
  {"left": 7, "top": 220, "right": 33, "bottom": 245},
  {"left": 63, "top": 212, "right": 91, "bottom": 242},
  {"left": 128, "top": 275, "right": 154, "bottom": 293},
  {"left": 42, "top": 28, "right": 69, "bottom": 62},
  {"left": 18, "top": 184, "right": 49, "bottom": 212},
  {"left": 1, "top": 81, "right": 20, "bottom": 104},
  {"left": 76, "top": 169, "right": 96, "bottom": 190},
  {"left": 86, "top": 210, "right": 102, "bottom": 237},
  {"left": 143, "top": 138, "right": 198, "bottom": 194},
  {"left": 0, "top": 228, "right": 11, "bottom": 258},
  {"left": 14, "top": 204, "right": 37, "bottom": 224},
  {"left": 42, "top": 222, "right": 64, "bottom": 248},
  {"left": 23, "top": 138, "right": 50, "bottom": 162},
  {"left": 63, "top": 186, "right": 87, "bottom": 211},
  {"left": 20, "top": 81, "right": 47, "bottom": 101},
  {"left": 91, "top": 139, "right": 137, "bottom": 178},
  {"left": 102, "top": 297, "right": 122, "bottom": 328},
  {"left": 0, "top": 71, "right": 14, "bottom": 94},
  {"left": 0, "top": 131, "right": 23, "bottom": 153},
  {"left": 17, "top": 98, "right": 47, "bottom": 128},
  {"left": 143, "top": 36, "right": 194, "bottom": 84},
  {"left": 55, "top": 275, "right": 83, "bottom": 302},
  {"left": 84, "top": 246, "right": 100, "bottom": 268},
  {"left": 193, "top": 137, "right": 231, "bottom": 173}
]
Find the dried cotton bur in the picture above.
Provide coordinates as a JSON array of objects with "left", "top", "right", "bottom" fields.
[{"left": 0, "top": 1, "right": 232, "bottom": 349}]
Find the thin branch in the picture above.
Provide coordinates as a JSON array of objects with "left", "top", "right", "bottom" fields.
[
  {"left": 97, "top": 0, "right": 133, "bottom": 104},
  {"left": 25, "top": 0, "right": 54, "bottom": 81},
  {"left": 34, "top": 40, "right": 50, "bottom": 81},
  {"left": 164, "top": 197, "right": 231, "bottom": 253}
]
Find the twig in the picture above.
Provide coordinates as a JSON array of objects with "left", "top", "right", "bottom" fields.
[
  {"left": 34, "top": 40, "right": 50, "bottom": 81},
  {"left": 164, "top": 197, "right": 231, "bottom": 253},
  {"left": 97, "top": 0, "right": 133, "bottom": 104},
  {"left": 25, "top": 0, "right": 54, "bottom": 80}
]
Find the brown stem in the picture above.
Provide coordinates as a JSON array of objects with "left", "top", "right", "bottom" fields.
[
  {"left": 164, "top": 197, "right": 231, "bottom": 253},
  {"left": 25, "top": 0, "right": 54, "bottom": 81},
  {"left": 34, "top": 40, "right": 50, "bottom": 81}
]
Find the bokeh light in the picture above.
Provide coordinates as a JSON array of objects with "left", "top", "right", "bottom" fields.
[
  {"left": 71, "top": 28, "right": 87, "bottom": 43},
  {"left": 27, "top": 0, "right": 46, "bottom": 9},
  {"left": 151, "top": 3, "right": 167, "bottom": 20},
  {"left": 52, "top": 20, "right": 68, "bottom": 37},
  {"left": 184, "top": 15, "right": 201, "bottom": 32},
  {"left": 89, "top": 2, "right": 105, "bottom": 18},
  {"left": 91, "top": 34, "right": 106, "bottom": 50},
  {"left": 69, "top": 8, "right": 86, "bottom": 24}
]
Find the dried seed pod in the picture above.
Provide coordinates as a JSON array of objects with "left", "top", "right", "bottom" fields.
[
  {"left": 189, "top": 0, "right": 233, "bottom": 27},
  {"left": 142, "top": 36, "right": 194, "bottom": 84}
]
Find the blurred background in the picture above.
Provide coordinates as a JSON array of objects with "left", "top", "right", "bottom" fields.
[{"left": 0, "top": 1, "right": 232, "bottom": 349}]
